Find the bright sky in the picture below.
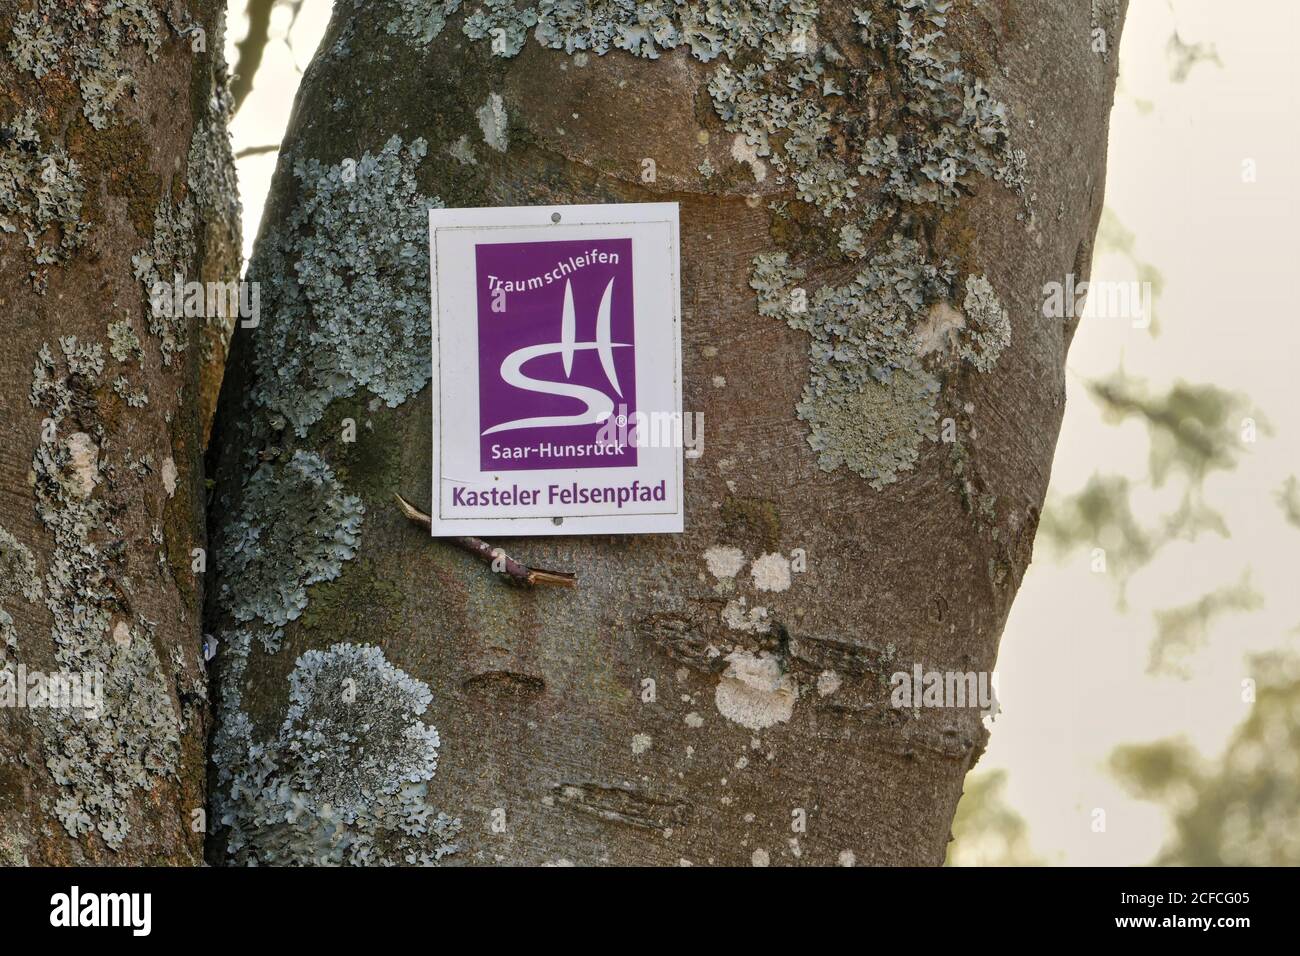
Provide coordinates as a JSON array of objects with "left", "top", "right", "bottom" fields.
[
  {"left": 224, "top": 1, "right": 1300, "bottom": 865},
  {"left": 225, "top": 2, "right": 332, "bottom": 263}
]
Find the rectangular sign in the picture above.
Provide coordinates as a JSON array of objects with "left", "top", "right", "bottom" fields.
[{"left": 428, "top": 202, "right": 683, "bottom": 536}]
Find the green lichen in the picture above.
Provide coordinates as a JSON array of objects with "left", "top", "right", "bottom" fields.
[
  {"left": 958, "top": 273, "right": 1010, "bottom": 372},
  {"left": 320, "top": 398, "right": 402, "bottom": 501},
  {"left": 68, "top": 116, "right": 162, "bottom": 243},
  {"left": 248, "top": 136, "right": 442, "bottom": 436},
  {"left": 295, "top": 559, "right": 403, "bottom": 638}
]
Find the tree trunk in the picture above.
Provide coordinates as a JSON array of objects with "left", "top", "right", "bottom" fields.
[
  {"left": 207, "top": 0, "right": 1124, "bottom": 866},
  {"left": 0, "top": 2, "right": 240, "bottom": 865}
]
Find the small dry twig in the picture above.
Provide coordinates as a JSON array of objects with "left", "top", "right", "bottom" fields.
[{"left": 394, "top": 494, "right": 577, "bottom": 588}]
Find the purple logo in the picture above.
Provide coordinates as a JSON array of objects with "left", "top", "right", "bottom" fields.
[{"left": 475, "top": 237, "right": 637, "bottom": 471}]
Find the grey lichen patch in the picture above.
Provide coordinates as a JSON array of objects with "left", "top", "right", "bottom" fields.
[
  {"left": 702, "top": 1, "right": 1024, "bottom": 222},
  {"left": 392, "top": 1, "right": 1023, "bottom": 236},
  {"left": 393, "top": 0, "right": 1023, "bottom": 238},
  {"left": 446, "top": 134, "right": 478, "bottom": 165},
  {"left": 2, "top": 608, "right": 20, "bottom": 666},
  {"left": 753, "top": 236, "right": 951, "bottom": 486},
  {"left": 721, "top": 596, "right": 769, "bottom": 634},
  {"left": 131, "top": 102, "right": 241, "bottom": 366},
  {"left": 803, "top": 367, "right": 939, "bottom": 487},
  {"left": 477, "top": 93, "right": 510, "bottom": 152},
  {"left": 31, "top": 336, "right": 104, "bottom": 420},
  {"left": 213, "top": 639, "right": 460, "bottom": 865},
  {"left": 0, "top": 527, "right": 43, "bottom": 607},
  {"left": 913, "top": 273, "right": 1010, "bottom": 371},
  {"left": 187, "top": 90, "right": 244, "bottom": 344},
  {"left": 387, "top": 0, "right": 819, "bottom": 68},
  {"left": 852, "top": 5, "right": 1027, "bottom": 209},
  {"left": 111, "top": 374, "right": 149, "bottom": 407},
  {"left": 42, "top": 632, "right": 182, "bottom": 847},
  {"left": 914, "top": 299, "right": 965, "bottom": 357},
  {"left": 58, "top": 431, "right": 101, "bottom": 500},
  {"left": 714, "top": 650, "right": 796, "bottom": 731},
  {"left": 531, "top": 0, "right": 819, "bottom": 62},
  {"left": 7, "top": 0, "right": 166, "bottom": 130},
  {"left": 724, "top": 1, "right": 1026, "bottom": 488},
  {"left": 703, "top": 545, "right": 745, "bottom": 580},
  {"left": 27, "top": 340, "right": 181, "bottom": 849},
  {"left": 0, "top": 526, "right": 42, "bottom": 664},
  {"left": 131, "top": 194, "right": 196, "bottom": 365},
  {"left": 750, "top": 551, "right": 792, "bottom": 592},
  {"left": 249, "top": 136, "right": 442, "bottom": 435},
  {"left": 281, "top": 644, "right": 441, "bottom": 815},
  {"left": 0, "top": 110, "right": 89, "bottom": 278},
  {"left": 464, "top": 0, "right": 537, "bottom": 57},
  {"left": 216, "top": 451, "right": 364, "bottom": 628},
  {"left": 107, "top": 319, "right": 144, "bottom": 363},
  {"left": 0, "top": 828, "right": 28, "bottom": 866},
  {"left": 958, "top": 273, "right": 1010, "bottom": 372},
  {"left": 384, "top": 0, "right": 463, "bottom": 45}
]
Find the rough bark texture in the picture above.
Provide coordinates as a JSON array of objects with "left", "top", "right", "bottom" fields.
[
  {"left": 0, "top": 1, "right": 240, "bottom": 865},
  {"left": 207, "top": 0, "right": 1124, "bottom": 866}
]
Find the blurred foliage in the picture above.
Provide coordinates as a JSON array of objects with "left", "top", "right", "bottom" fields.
[
  {"left": 1039, "top": 370, "right": 1260, "bottom": 610},
  {"left": 1095, "top": 209, "right": 1165, "bottom": 335},
  {"left": 1039, "top": 474, "right": 1154, "bottom": 601},
  {"left": 1166, "top": 31, "right": 1222, "bottom": 83},
  {"left": 1088, "top": 370, "right": 1261, "bottom": 488},
  {"left": 1277, "top": 476, "right": 1300, "bottom": 528},
  {"left": 1038, "top": 474, "right": 1229, "bottom": 608},
  {"left": 1149, "top": 574, "right": 1264, "bottom": 677},
  {"left": 945, "top": 770, "right": 1043, "bottom": 867},
  {"left": 1110, "top": 653, "right": 1300, "bottom": 864}
]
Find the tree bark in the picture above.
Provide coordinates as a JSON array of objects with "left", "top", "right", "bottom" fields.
[
  {"left": 0, "top": 1, "right": 240, "bottom": 865},
  {"left": 207, "top": 0, "right": 1124, "bottom": 866}
]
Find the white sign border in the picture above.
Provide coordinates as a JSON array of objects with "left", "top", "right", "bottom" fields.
[{"left": 428, "top": 202, "right": 684, "bottom": 537}]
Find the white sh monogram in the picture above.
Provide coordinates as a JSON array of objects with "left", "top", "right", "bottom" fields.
[{"left": 483, "top": 277, "right": 629, "bottom": 435}]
